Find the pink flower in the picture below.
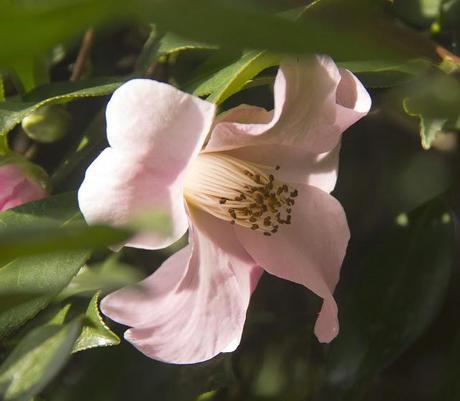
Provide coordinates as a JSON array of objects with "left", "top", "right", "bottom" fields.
[
  {"left": 0, "top": 162, "right": 47, "bottom": 211},
  {"left": 78, "top": 56, "right": 371, "bottom": 364}
]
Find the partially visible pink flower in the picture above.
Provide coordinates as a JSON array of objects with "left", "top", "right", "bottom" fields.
[
  {"left": 78, "top": 56, "right": 371, "bottom": 364},
  {"left": 0, "top": 162, "right": 47, "bottom": 211}
]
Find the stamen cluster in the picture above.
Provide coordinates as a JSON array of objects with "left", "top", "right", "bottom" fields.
[{"left": 184, "top": 153, "right": 298, "bottom": 236}]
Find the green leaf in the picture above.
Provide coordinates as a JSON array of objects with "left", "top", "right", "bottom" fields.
[
  {"left": 0, "top": 318, "right": 82, "bottom": 401},
  {"left": 0, "top": 223, "right": 131, "bottom": 262},
  {"left": 0, "top": 72, "right": 5, "bottom": 102},
  {"left": 436, "top": 328, "right": 460, "bottom": 400},
  {"left": 323, "top": 198, "right": 454, "bottom": 398},
  {"left": 60, "top": 257, "right": 142, "bottom": 299},
  {"left": 0, "top": 79, "right": 121, "bottom": 136},
  {"left": 0, "top": 136, "right": 7, "bottom": 156},
  {"left": 10, "top": 58, "right": 49, "bottom": 94},
  {"left": 402, "top": 73, "right": 460, "bottom": 149},
  {"left": 2, "top": 0, "right": 439, "bottom": 74},
  {"left": 134, "top": 26, "right": 159, "bottom": 75},
  {"left": 192, "top": 50, "right": 280, "bottom": 104},
  {"left": 0, "top": 0, "right": 135, "bottom": 67},
  {"left": 340, "top": 59, "right": 430, "bottom": 88},
  {"left": 411, "top": 114, "right": 447, "bottom": 150},
  {"left": 158, "top": 32, "right": 217, "bottom": 56},
  {"left": 73, "top": 292, "right": 120, "bottom": 353},
  {"left": 0, "top": 194, "right": 90, "bottom": 338},
  {"left": 145, "top": 0, "right": 437, "bottom": 62},
  {"left": 441, "top": 0, "right": 460, "bottom": 28},
  {"left": 392, "top": 0, "right": 442, "bottom": 28}
]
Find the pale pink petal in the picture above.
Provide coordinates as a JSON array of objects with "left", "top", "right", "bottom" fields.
[
  {"left": 213, "top": 104, "right": 273, "bottom": 126},
  {"left": 234, "top": 185, "right": 349, "bottom": 343},
  {"left": 78, "top": 148, "right": 188, "bottom": 249},
  {"left": 206, "top": 56, "right": 371, "bottom": 154},
  {"left": 78, "top": 79, "right": 216, "bottom": 249},
  {"left": 336, "top": 68, "right": 372, "bottom": 131},
  {"left": 106, "top": 79, "right": 216, "bottom": 163},
  {"left": 0, "top": 164, "right": 46, "bottom": 211},
  {"left": 224, "top": 144, "right": 340, "bottom": 194},
  {"left": 100, "top": 207, "right": 263, "bottom": 364},
  {"left": 0, "top": 164, "right": 24, "bottom": 189}
]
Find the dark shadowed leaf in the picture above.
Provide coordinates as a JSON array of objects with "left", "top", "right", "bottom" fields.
[{"left": 322, "top": 197, "right": 454, "bottom": 398}]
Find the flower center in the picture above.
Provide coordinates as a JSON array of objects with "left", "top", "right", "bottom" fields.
[{"left": 184, "top": 153, "right": 298, "bottom": 236}]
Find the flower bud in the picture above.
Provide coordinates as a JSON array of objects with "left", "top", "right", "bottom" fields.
[
  {"left": 21, "top": 104, "right": 72, "bottom": 143},
  {"left": 0, "top": 156, "right": 48, "bottom": 211}
]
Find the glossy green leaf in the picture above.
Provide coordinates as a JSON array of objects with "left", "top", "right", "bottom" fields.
[
  {"left": 0, "top": 79, "right": 121, "bottom": 136},
  {"left": 159, "top": 33, "right": 217, "bottom": 56},
  {"left": 193, "top": 50, "right": 280, "bottom": 104},
  {"left": 0, "top": 318, "right": 82, "bottom": 401},
  {"left": 0, "top": 194, "right": 90, "bottom": 338},
  {"left": 73, "top": 292, "right": 119, "bottom": 353},
  {"left": 323, "top": 198, "right": 454, "bottom": 397}
]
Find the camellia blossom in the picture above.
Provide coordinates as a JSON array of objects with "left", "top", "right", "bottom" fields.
[
  {"left": 78, "top": 56, "right": 371, "bottom": 364},
  {"left": 0, "top": 162, "right": 47, "bottom": 211}
]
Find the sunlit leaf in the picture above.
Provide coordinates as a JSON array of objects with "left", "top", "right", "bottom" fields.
[
  {"left": 193, "top": 50, "right": 279, "bottom": 105},
  {"left": 73, "top": 292, "right": 120, "bottom": 353},
  {"left": 159, "top": 33, "right": 217, "bottom": 56}
]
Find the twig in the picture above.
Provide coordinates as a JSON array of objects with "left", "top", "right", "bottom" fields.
[{"left": 70, "top": 28, "right": 95, "bottom": 82}]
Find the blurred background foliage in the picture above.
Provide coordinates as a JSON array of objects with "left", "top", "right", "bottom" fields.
[{"left": 0, "top": 0, "right": 459, "bottom": 400}]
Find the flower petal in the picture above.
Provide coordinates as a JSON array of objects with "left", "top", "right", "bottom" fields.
[
  {"left": 78, "top": 148, "right": 189, "bottom": 249},
  {"left": 100, "top": 207, "right": 263, "bottom": 364},
  {"left": 79, "top": 79, "right": 216, "bottom": 249},
  {"left": 0, "top": 164, "right": 46, "bottom": 211},
  {"left": 106, "top": 79, "right": 216, "bottom": 164},
  {"left": 224, "top": 144, "right": 340, "bottom": 194},
  {"left": 206, "top": 56, "right": 370, "bottom": 154},
  {"left": 233, "top": 185, "right": 349, "bottom": 343}
]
